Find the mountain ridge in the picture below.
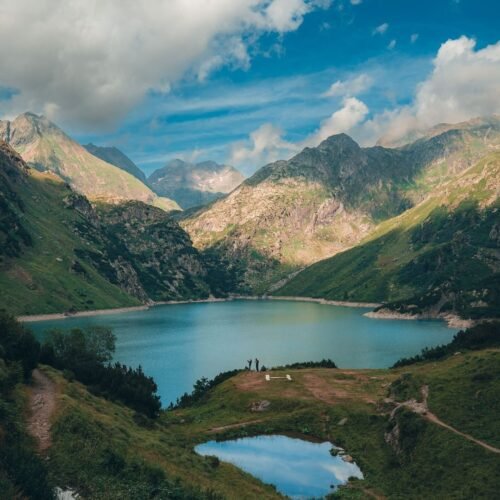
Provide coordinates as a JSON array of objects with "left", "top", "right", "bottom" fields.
[
  {"left": 0, "top": 113, "right": 179, "bottom": 212},
  {"left": 183, "top": 116, "right": 500, "bottom": 291}
]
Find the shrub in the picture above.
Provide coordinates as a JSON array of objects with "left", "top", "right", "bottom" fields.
[{"left": 41, "top": 327, "right": 161, "bottom": 418}]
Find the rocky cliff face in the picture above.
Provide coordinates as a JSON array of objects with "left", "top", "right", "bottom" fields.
[
  {"left": 149, "top": 159, "right": 244, "bottom": 209},
  {"left": 183, "top": 119, "right": 500, "bottom": 292},
  {"left": 0, "top": 113, "right": 179, "bottom": 212}
]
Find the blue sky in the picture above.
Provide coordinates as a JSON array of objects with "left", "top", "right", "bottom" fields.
[{"left": 1, "top": 0, "right": 499, "bottom": 175}]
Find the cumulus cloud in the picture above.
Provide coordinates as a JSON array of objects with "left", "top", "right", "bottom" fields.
[
  {"left": 366, "top": 36, "right": 500, "bottom": 144},
  {"left": 387, "top": 39, "right": 396, "bottom": 50},
  {"left": 323, "top": 74, "right": 373, "bottom": 97},
  {"left": 304, "top": 97, "right": 369, "bottom": 145},
  {"left": 229, "top": 123, "right": 298, "bottom": 174},
  {"left": 350, "top": 0, "right": 363, "bottom": 5},
  {"left": 0, "top": 0, "right": 329, "bottom": 128},
  {"left": 373, "top": 23, "right": 389, "bottom": 35},
  {"left": 410, "top": 33, "right": 419, "bottom": 43}
]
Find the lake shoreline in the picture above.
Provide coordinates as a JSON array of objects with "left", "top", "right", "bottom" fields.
[
  {"left": 17, "top": 295, "right": 381, "bottom": 322},
  {"left": 364, "top": 310, "right": 474, "bottom": 329}
]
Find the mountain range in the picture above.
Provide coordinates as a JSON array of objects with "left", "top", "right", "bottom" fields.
[
  {"left": 277, "top": 151, "right": 500, "bottom": 320},
  {"left": 0, "top": 141, "right": 236, "bottom": 315},
  {"left": 182, "top": 116, "right": 500, "bottom": 296},
  {"left": 148, "top": 159, "right": 244, "bottom": 209},
  {"left": 1, "top": 112, "right": 498, "bottom": 321}
]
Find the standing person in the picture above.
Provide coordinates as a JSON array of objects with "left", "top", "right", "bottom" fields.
[
  {"left": 247, "top": 359, "right": 252, "bottom": 370},
  {"left": 255, "top": 358, "right": 260, "bottom": 372}
]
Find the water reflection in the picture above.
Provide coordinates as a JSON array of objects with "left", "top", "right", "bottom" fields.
[{"left": 195, "top": 435, "right": 363, "bottom": 499}]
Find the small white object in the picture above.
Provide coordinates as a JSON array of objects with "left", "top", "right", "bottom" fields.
[
  {"left": 265, "top": 374, "right": 270, "bottom": 381},
  {"left": 286, "top": 374, "right": 292, "bottom": 381}
]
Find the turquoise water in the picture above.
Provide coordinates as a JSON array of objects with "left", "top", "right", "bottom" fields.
[
  {"left": 195, "top": 435, "right": 363, "bottom": 498},
  {"left": 29, "top": 299, "right": 456, "bottom": 405}
]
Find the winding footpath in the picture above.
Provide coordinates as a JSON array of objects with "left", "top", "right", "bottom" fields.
[
  {"left": 400, "top": 385, "right": 500, "bottom": 455},
  {"left": 27, "top": 368, "right": 57, "bottom": 452}
]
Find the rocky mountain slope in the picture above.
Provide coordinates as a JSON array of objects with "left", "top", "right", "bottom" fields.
[
  {"left": 149, "top": 159, "right": 244, "bottom": 209},
  {"left": 0, "top": 141, "right": 221, "bottom": 315},
  {"left": 183, "top": 117, "right": 500, "bottom": 291},
  {"left": 0, "top": 113, "right": 178, "bottom": 211},
  {"left": 277, "top": 152, "right": 500, "bottom": 320},
  {"left": 83, "top": 143, "right": 147, "bottom": 183}
]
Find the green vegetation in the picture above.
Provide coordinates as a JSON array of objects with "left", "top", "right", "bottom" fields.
[
  {"left": 185, "top": 119, "right": 500, "bottom": 292},
  {"left": 0, "top": 143, "right": 234, "bottom": 315},
  {"left": 394, "top": 321, "right": 500, "bottom": 367},
  {"left": 278, "top": 153, "right": 500, "bottom": 319},
  {"left": 41, "top": 327, "right": 161, "bottom": 418},
  {"left": 0, "top": 313, "right": 53, "bottom": 498},
  {"left": 1, "top": 313, "right": 499, "bottom": 498}
]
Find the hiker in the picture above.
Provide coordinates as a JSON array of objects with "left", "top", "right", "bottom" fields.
[
  {"left": 247, "top": 359, "right": 252, "bottom": 370},
  {"left": 255, "top": 358, "right": 260, "bottom": 371}
]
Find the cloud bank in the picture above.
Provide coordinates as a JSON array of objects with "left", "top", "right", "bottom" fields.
[{"left": 0, "top": 0, "right": 328, "bottom": 128}]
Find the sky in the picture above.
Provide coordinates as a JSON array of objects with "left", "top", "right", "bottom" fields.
[{"left": 0, "top": 0, "right": 499, "bottom": 176}]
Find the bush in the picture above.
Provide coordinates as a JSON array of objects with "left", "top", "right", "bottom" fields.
[
  {"left": 0, "top": 312, "right": 40, "bottom": 378},
  {"left": 41, "top": 327, "right": 161, "bottom": 418},
  {"left": 172, "top": 369, "right": 241, "bottom": 409}
]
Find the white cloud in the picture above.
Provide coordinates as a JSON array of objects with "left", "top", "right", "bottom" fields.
[
  {"left": 305, "top": 97, "right": 369, "bottom": 145},
  {"left": 356, "top": 36, "right": 500, "bottom": 145},
  {"left": 373, "top": 23, "right": 389, "bottom": 35},
  {"left": 230, "top": 96, "right": 369, "bottom": 172},
  {"left": 322, "top": 74, "right": 373, "bottom": 97},
  {"left": 229, "top": 123, "right": 298, "bottom": 173},
  {"left": 0, "top": 0, "right": 329, "bottom": 128},
  {"left": 350, "top": 0, "right": 362, "bottom": 4},
  {"left": 387, "top": 39, "right": 396, "bottom": 50},
  {"left": 410, "top": 33, "right": 419, "bottom": 43}
]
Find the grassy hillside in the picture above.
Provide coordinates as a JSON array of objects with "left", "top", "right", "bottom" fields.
[
  {"left": 38, "top": 340, "right": 500, "bottom": 499},
  {"left": 0, "top": 143, "right": 139, "bottom": 315},
  {"left": 0, "top": 143, "right": 222, "bottom": 316},
  {"left": 277, "top": 153, "right": 500, "bottom": 320},
  {"left": 3, "top": 312, "right": 499, "bottom": 499}
]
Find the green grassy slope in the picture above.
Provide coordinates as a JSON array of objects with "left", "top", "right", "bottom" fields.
[
  {"left": 277, "top": 153, "right": 500, "bottom": 319},
  {"left": 39, "top": 345, "right": 500, "bottom": 499},
  {"left": 0, "top": 143, "right": 220, "bottom": 316},
  {"left": 0, "top": 144, "right": 140, "bottom": 315}
]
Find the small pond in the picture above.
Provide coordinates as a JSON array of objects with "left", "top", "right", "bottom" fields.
[{"left": 195, "top": 434, "right": 363, "bottom": 498}]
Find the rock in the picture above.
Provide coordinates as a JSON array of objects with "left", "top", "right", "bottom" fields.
[
  {"left": 342, "top": 455, "right": 354, "bottom": 463},
  {"left": 338, "top": 417, "right": 348, "bottom": 426},
  {"left": 250, "top": 400, "right": 271, "bottom": 412}
]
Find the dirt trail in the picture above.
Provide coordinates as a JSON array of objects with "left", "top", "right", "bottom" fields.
[
  {"left": 400, "top": 385, "right": 500, "bottom": 455},
  {"left": 27, "top": 368, "right": 57, "bottom": 452},
  {"left": 209, "top": 418, "right": 266, "bottom": 433}
]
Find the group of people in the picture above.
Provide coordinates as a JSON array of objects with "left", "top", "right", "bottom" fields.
[{"left": 246, "top": 358, "right": 260, "bottom": 371}]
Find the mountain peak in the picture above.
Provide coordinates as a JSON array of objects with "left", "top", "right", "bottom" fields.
[{"left": 318, "top": 133, "right": 360, "bottom": 151}]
